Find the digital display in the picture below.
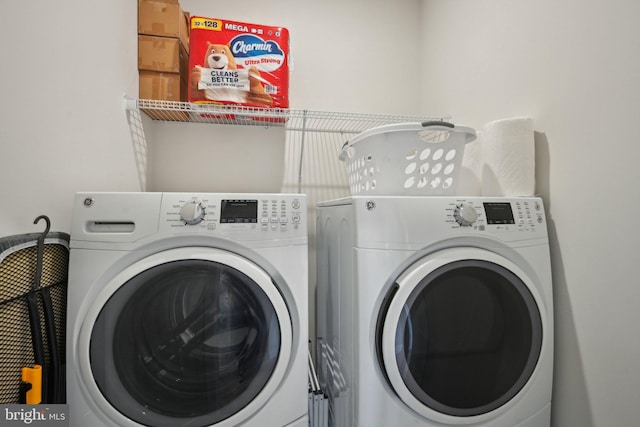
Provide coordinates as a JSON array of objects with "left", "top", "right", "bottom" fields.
[
  {"left": 483, "top": 202, "right": 515, "bottom": 225},
  {"left": 220, "top": 200, "right": 258, "bottom": 223}
]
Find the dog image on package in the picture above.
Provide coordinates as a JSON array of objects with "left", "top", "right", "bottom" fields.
[{"left": 188, "top": 17, "right": 290, "bottom": 109}]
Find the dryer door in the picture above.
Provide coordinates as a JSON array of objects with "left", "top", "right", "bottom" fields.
[
  {"left": 80, "top": 247, "right": 293, "bottom": 427},
  {"left": 377, "top": 247, "right": 544, "bottom": 422}
]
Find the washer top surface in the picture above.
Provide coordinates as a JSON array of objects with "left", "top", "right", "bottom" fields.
[
  {"left": 71, "top": 192, "right": 307, "bottom": 246},
  {"left": 317, "top": 196, "right": 547, "bottom": 249}
]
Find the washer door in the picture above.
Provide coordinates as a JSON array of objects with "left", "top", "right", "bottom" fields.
[
  {"left": 81, "top": 248, "right": 293, "bottom": 427},
  {"left": 378, "top": 247, "right": 544, "bottom": 423}
]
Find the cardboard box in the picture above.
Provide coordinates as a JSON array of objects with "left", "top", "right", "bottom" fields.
[
  {"left": 139, "top": 71, "right": 188, "bottom": 120},
  {"left": 188, "top": 16, "right": 290, "bottom": 111},
  {"left": 139, "top": 71, "right": 187, "bottom": 101},
  {"left": 138, "top": 0, "right": 189, "bottom": 51},
  {"left": 138, "top": 35, "right": 188, "bottom": 75}
]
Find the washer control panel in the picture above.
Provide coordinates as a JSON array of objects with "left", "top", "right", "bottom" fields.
[
  {"left": 446, "top": 198, "right": 545, "bottom": 233},
  {"left": 160, "top": 193, "right": 306, "bottom": 236}
]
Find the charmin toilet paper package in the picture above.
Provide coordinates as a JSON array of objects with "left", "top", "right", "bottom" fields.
[{"left": 188, "top": 16, "right": 290, "bottom": 109}]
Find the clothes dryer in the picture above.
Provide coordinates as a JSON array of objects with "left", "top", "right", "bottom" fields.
[
  {"left": 316, "top": 196, "right": 552, "bottom": 427},
  {"left": 67, "top": 192, "right": 308, "bottom": 427}
]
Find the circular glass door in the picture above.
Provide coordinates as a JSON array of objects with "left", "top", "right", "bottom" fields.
[
  {"left": 379, "top": 249, "right": 543, "bottom": 420},
  {"left": 87, "top": 249, "right": 291, "bottom": 427}
]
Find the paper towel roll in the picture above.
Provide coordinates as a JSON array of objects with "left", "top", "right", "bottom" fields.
[
  {"left": 456, "top": 130, "right": 483, "bottom": 196},
  {"left": 481, "top": 117, "right": 535, "bottom": 196}
]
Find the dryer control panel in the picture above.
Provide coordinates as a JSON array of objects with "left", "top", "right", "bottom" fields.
[
  {"left": 159, "top": 193, "right": 306, "bottom": 237},
  {"left": 322, "top": 196, "right": 548, "bottom": 248},
  {"left": 446, "top": 198, "right": 545, "bottom": 233}
]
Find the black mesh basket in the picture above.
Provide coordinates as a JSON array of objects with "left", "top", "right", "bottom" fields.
[{"left": 0, "top": 231, "right": 69, "bottom": 404}]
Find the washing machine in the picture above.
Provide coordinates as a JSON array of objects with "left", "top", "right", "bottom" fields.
[
  {"left": 316, "top": 196, "right": 553, "bottom": 427},
  {"left": 67, "top": 192, "right": 308, "bottom": 427}
]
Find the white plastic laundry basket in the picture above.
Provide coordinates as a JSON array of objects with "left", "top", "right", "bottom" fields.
[{"left": 339, "top": 121, "right": 477, "bottom": 196}]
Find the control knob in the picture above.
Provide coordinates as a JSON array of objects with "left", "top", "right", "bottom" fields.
[
  {"left": 454, "top": 203, "right": 478, "bottom": 227},
  {"left": 180, "top": 201, "right": 205, "bottom": 225}
]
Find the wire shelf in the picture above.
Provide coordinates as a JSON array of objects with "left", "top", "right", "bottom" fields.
[{"left": 125, "top": 98, "right": 449, "bottom": 135}]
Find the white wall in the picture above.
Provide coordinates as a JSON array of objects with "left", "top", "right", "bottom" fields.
[
  {"left": 420, "top": 0, "right": 640, "bottom": 426},
  {"left": 0, "top": 1, "right": 140, "bottom": 236}
]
